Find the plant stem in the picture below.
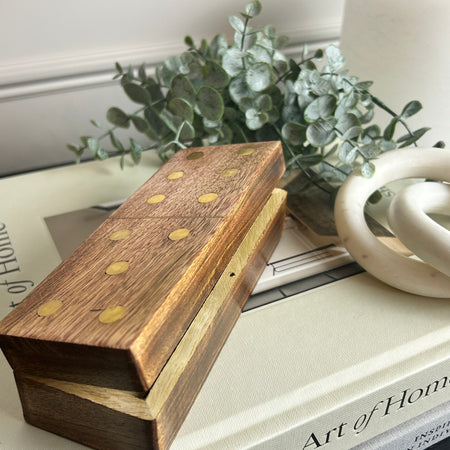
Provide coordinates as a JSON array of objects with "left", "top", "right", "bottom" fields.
[{"left": 337, "top": 76, "right": 418, "bottom": 146}]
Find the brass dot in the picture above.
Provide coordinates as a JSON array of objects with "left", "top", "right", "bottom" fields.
[
  {"left": 169, "top": 228, "right": 190, "bottom": 241},
  {"left": 238, "top": 148, "right": 255, "bottom": 156},
  {"left": 198, "top": 193, "right": 218, "bottom": 203},
  {"left": 147, "top": 194, "right": 166, "bottom": 204},
  {"left": 99, "top": 306, "right": 126, "bottom": 324},
  {"left": 167, "top": 171, "right": 184, "bottom": 180},
  {"left": 187, "top": 151, "right": 204, "bottom": 160},
  {"left": 109, "top": 229, "right": 131, "bottom": 241},
  {"left": 37, "top": 300, "right": 62, "bottom": 317},
  {"left": 220, "top": 168, "right": 238, "bottom": 178},
  {"left": 106, "top": 261, "right": 129, "bottom": 275}
]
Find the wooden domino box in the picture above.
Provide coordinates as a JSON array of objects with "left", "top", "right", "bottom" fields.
[{"left": 0, "top": 141, "right": 286, "bottom": 449}]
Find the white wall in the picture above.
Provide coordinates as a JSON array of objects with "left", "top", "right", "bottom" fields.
[{"left": 0, "top": 0, "right": 344, "bottom": 176}]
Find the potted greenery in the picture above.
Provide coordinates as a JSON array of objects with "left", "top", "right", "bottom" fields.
[{"left": 68, "top": 0, "right": 442, "bottom": 199}]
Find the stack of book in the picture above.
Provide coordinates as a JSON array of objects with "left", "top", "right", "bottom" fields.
[{"left": 0, "top": 152, "right": 448, "bottom": 449}]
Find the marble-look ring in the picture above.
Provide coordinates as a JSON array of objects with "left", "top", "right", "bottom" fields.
[
  {"left": 334, "top": 148, "right": 450, "bottom": 298},
  {"left": 388, "top": 181, "right": 450, "bottom": 277}
]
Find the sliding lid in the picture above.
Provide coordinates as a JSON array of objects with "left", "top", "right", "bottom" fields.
[{"left": 0, "top": 141, "right": 285, "bottom": 392}]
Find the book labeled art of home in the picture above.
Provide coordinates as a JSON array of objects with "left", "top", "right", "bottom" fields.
[{"left": 0, "top": 154, "right": 449, "bottom": 449}]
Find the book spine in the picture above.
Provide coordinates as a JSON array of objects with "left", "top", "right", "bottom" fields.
[
  {"left": 352, "top": 400, "right": 450, "bottom": 450},
  {"left": 246, "top": 359, "right": 450, "bottom": 450}
]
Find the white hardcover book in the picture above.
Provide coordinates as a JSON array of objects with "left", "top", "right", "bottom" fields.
[{"left": 0, "top": 157, "right": 449, "bottom": 449}]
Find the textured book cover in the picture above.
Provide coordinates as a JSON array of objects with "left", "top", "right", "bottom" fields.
[{"left": 1, "top": 155, "right": 449, "bottom": 449}]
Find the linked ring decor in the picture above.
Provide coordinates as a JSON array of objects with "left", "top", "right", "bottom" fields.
[{"left": 334, "top": 148, "right": 450, "bottom": 298}]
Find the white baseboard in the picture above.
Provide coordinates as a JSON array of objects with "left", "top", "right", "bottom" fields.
[
  {"left": 0, "top": 21, "right": 339, "bottom": 176},
  {"left": 0, "top": 22, "right": 339, "bottom": 102}
]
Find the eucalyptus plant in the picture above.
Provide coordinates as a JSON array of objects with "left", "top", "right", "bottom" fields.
[{"left": 68, "top": 0, "right": 443, "bottom": 191}]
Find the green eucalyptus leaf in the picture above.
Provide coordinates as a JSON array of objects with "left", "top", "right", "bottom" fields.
[
  {"left": 87, "top": 137, "right": 98, "bottom": 155},
  {"left": 379, "top": 140, "right": 396, "bottom": 151},
  {"left": 222, "top": 48, "right": 245, "bottom": 76},
  {"left": 433, "top": 141, "right": 446, "bottom": 148},
  {"left": 360, "top": 142, "right": 379, "bottom": 159},
  {"left": 397, "top": 127, "right": 431, "bottom": 147},
  {"left": 106, "top": 107, "right": 130, "bottom": 128},
  {"left": 383, "top": 117, "right": 398, "bottom": 141},
  {"left": 80, "top": 136, "right": 91, "bottom": 146},
  {"left": 400, "top": 100, "right": 422, "bottom": 119},
  {"left": 246, "top": 62, "right": 273, "bottom": 92},
  {"left": 304, "top": 94, "right": 337, "bottom": 122},
  {"left": 312, "top": 49, "right": 323, "bottom": 60},
  {"left": 171, "top": 74, "right": 196, "bottom": 104},
  {"left": 363, "top": 125, "right": 381, "bottom": 139},
  {"left": 336, "top": 113, "right": 361, "bottom": 140},
  {"left": 129, "top": 138, "right": 143, "bottom": 164},
  {"left": 306, "top": 117, "right": 337, "bottom": 146},
  {"left": 115, "top": 62, "right": 123, "bottom": 74},
  {"left": 202, "top": 61, "right": 229, "bottom": 89},
  {"left": 144, "top": 107, "right": 170, "bottom": 137},
  {"left": 168, "top": 97, "right": 194, "bottom": 123},
  {"left": 234, "top": 31, "right": 258, "bottom": 51},
  {"left": 361, "top": 161, "right": 376, "bottom": 178},
  {"left": 265, "top": 25, "right": 276, "bottom": 38},
  {"left": 138, "top": 64, "right": 147, "bottom": 82},
  {"left": 178, "top": 120, "right": 196, "bottom": 140},
  {"left": 281, "top": 122, "right": 306, "bottom": 146},
  {"left": 360, "top": 107, "right": 375, "bottom": 124},
  {"left": 130, "top": 115, "right": 149, "bottom": 133},
  {"left": 274, "top": 35, "right": 290, "bottom": 50},
  {"left": 200, "top": 39, "right": 209, "bottom": 56},
  {"left": 90, "top": 119, "right": 109, "bottom": 131},
  {"left": 229, "top": 75, "right": 254, "bottom": 104},
  {"left": 123, "top": 83, "right": 151, "bottom": 105},
  {"left": 110, "top": 133, "right": 124, "bottom": 152},
  {"left": 210, "top": 34, "right": 228, "bottom": 60},
  {"left": 267, "top": 107, "right": 280, "bottom": 124},
  {"left": 255, "top": 94, "right": 272, "bottom": 111},
  {"left": 67, "top": 144, "right": 83, "bottom": 158},
  {"left": 356, "top": 80, "right": 373, "bottom": 90},
  {"left": 239, "top": 97, "right": 254, "bottom": 112},
  {"left": 338, "top": 141, "right": 358, "bottom": 165},
  {"left": 197, "top": 86, "right": 224, "bottom": 121},
  {"left": 96, "top": 146, "right": 109, "bottom": 160},
  {"left": 245, "top": 108, "right": 268, "bottom": 130},
  {"left": 245, "top": 0, "right": 262, "bottom": 18},
  {"left": 247, "top": 44, "right": 272, "bottom": 64},
  {"left": 228, "top": 15, "right": 245, "bottom": 33},
  {"left": 274, "top": 58, "right": 288, "bottom": 74},
  {"left": 325, "top": 45, "right": 345, "bottom": 72},
  {"left": 184, "top": 35, "right": 194, "bottom": 47}
]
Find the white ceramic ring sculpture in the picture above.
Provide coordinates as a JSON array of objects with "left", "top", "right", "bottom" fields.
[
  {"left": 388, "top": 181, "right": 450, "bottom": 277},
  {"left": 334, "top": 148, "right": 450, "bottom": 298}
]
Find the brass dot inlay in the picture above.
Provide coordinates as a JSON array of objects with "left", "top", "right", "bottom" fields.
[
  {"left": 109, "top": 229, "right": 131, "bottom": 241},
  {"left": 220, "top": 168, "right": 238, "bottom": 178},
  {"left": 147, "top": 194, "right": 166, "bottom": 204},
  {"left": 99, "top": 306, "right": 126, "bottom": 324},
  {"left": 167, "top": 171, "right": 184, "bottom": 180},
  {"left": 198, "top": 193, "right": 218, "bottom": 203},
  {"left": 238, "top": 148, "right": 255, "bottom": 156},
  {"left": 37, "top": 300, "right": 62, "bottom": 317},
  {"left": 187, "top": 151, "right": 204, "bottom": 160},
  {"left": 106, "top": 261, "right": 129, "bottom": 275},
  {"left": 169, "top": 228, "right": 190, "bottom": 241}
]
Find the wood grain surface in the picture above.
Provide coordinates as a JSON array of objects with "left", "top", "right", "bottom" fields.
[
  {"left": 0, "top": 142, "right": 284, "bottom": 392},
  {"left": 14, "top": 188, "right": 287, "bottom": 450}
]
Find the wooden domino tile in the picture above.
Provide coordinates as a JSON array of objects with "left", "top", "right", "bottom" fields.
[
  {"left": 14, "top": 188, "right": 287, "bottom": 450},
  {"left": 0, "top": 141, "right": 285, "bottom": 393}
]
